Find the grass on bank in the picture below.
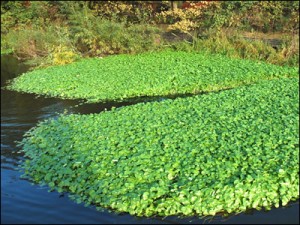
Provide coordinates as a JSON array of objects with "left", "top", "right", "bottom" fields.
[
  {"left": 1, "top": 20, "right": 299, "bottom": 68},
  {"left": 1, "top": 1, "right": 298, "bottom": 68},
  {"left": 169, "top": 30, "right": 299, "bottom": 67}
]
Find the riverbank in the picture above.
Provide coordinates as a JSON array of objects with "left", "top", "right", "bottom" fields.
[{"left": 1, "top": 1, "right": 299, "bottom": 69}]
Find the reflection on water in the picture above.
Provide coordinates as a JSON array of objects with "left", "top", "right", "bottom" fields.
[{"left": 1, "top": 54, "right": 299, "bottom": 224}]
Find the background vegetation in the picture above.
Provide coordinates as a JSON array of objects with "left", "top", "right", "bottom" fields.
[{"left": 1, "top": 1, "right": 299, "bottom": 67}]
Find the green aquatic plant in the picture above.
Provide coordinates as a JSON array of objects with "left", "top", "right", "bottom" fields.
[
  {"left": 19, "top": 78, "right": 299, "bottom": 217},
  {"left": 0, "top": 48, "right": 13, "bottom": 55},
  {"left": 7, "top": 50, "right": 298, "bottom": 103}
]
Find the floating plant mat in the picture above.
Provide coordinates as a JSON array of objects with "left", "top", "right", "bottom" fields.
[
  {"left": 19, "top": 78, "right": 299, "bottom": 217},
  {"left": 7, "top": 50, "right": 298, "bottom": 103}
]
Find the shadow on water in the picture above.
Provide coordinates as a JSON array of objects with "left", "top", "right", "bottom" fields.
[{"left": 1, "top": 54, "right": 299, "bottom": 224}]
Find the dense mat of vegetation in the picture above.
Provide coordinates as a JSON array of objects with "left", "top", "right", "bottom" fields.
[
  {"left": 19, "top": 78, "right": 299, "bottom": 217},
  {"left": 7, "top": 51, "right": 298, "bottom": 103}
]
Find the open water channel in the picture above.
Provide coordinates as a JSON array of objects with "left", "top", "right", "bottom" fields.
[{"left": 1, "top": 55, "right": 299, "bottom": 224}]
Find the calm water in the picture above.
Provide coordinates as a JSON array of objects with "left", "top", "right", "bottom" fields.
[{"left": 1, "top": 55, "right": 299, "bottom": 224}]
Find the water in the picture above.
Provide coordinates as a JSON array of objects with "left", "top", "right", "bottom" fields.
[{"left": 1, "top": 55, "right": 299, "bottom": 224}]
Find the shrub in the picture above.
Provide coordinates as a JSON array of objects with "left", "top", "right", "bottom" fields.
[
  {"left": 49, "top": 44, "right": 80, "bottom": 66},
  {"left": 67, "top": 6, "right": 161, "bottom": 56},
  {"left": 5, "top": 26, "right": 54, "bottom": 60}
]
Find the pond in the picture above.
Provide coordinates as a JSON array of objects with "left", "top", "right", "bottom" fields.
[{"left": 1, "top": 55, "right": 299, "bottom": 224}]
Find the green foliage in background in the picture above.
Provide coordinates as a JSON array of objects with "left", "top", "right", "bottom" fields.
[
  {"left": 195, "top": 1, "right": 299, "bottom": 33},
  {"left": 1, "top": 1, "right": 299, "bottom": 67},
  {"left": 6, "top": 51, "right": 298, "bottom": 103},
  {"left": 1, "top": 1, "right": 161, "bottom": 65},
  {"left": 67, "top": 6, "right": 161, "bottom": 56},
  {"left": 19, "top": 78, "right": 299, "bottom": 217}
]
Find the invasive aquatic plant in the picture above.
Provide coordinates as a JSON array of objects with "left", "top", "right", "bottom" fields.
[
  {"left": 7, "top": 51, "right": 298, "bottom": 103},
  {"left": 19, "top": 78, "right": 299, "bottom": 217}
]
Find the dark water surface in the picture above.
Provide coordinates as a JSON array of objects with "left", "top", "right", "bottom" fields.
[{"left": 1, "top": 55, "right": 299, "bottom": 224}]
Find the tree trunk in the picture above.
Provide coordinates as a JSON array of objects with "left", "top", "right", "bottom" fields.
[{"left": 171, "top": 1, "right": 178, "bottom": 10}]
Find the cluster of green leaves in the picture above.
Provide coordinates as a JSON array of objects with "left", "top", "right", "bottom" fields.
[
  {"left": 6, "top": 51, "right": 298, "bottom": 103},
  {"left": 19, "top": 78, "right": 299, "bottom": 217},
  {"left": 0, "top": 48, "right": 13, "bottom": 55}
]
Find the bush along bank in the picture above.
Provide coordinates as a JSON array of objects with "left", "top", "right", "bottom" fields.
[
  {"left": 6, "top": 51, "right": 299, "bottom": 103},
  {"left": 19, "top": 77, "right": 299, "bottom": 217}
]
